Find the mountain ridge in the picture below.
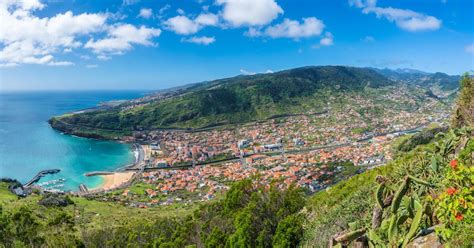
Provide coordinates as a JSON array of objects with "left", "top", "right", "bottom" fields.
[{"left": 49, "top": 65, "right": 459, "bottom": 138}]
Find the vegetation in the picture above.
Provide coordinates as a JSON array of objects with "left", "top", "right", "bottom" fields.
[
  {"left": 304, "top": 128, "right": 473, "bottom": 247},
  {"left": 50, "top": 66, "right": 395, "bottom": 136},
  {"left": 374, "top": 68, "right": 460, "bottom": 91},
  {"left": 303, "top": 74, "right": 473, "bottom": 247},
  {"left": 395, "top": 126, "right": 447, "bottom": 153},
  {"left": 0, "top": 179, "right": 305, "bottom": 247},
  {"left": 452, "top": 74, "right": 473, "bottom": 128}
]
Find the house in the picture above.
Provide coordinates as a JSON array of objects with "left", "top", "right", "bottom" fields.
[
  {"left": 238, "top": 139, "right": 250, "bottom": 149},
  {"left": 293, "top": 138, "right": 305, "bottom": 146},
  {"left": 264, "top": 143, "right": 282, "bottom": 151},
  {"left": 155, "top": 160, "right": 169, "bottom": 168},
  {"left": 150, "top": 142, "right": 161, "bottom": 150}
]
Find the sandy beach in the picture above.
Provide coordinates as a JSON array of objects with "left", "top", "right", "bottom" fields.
[{"left": 93, "top": 172, "right": 135, "bottom": 191}]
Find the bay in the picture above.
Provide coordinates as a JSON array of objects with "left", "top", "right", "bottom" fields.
[{"left": 0, "top": 90, "right": 146, "bottom": 191}]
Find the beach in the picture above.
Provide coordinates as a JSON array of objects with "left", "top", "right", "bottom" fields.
[
  {"left": 93, "top": 172, "right": 135, "bottom": 191},
  {"left": 86, "top": 144, "right": 145, "bottom": 192}
]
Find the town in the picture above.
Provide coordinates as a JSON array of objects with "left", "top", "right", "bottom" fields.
[{"left": 91, "top": 85, "right": 453, "bottom": 207}]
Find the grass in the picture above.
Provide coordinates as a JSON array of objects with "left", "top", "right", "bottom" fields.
[
  {"left": 0, "top": 182, "right": 196, "bottom": 231},
  {"left": 302, "top": 164, "right": 393, "bottom": 247},
  {"left": 127, "top": 182, "right": 155, "bottom": 195},
  {"left": 71, "top": 196, "right": 196, "bottom": 229},
  {"left": 0, "top": 182, "right": 17, "bottom": 202}
]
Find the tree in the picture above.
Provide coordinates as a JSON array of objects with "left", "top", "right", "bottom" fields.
[
  {"left": 452, "top": 74, "right": 473, "bottom": 128},
  {"left": 272, "top": 214, "right": 304, "bottom": 248}
]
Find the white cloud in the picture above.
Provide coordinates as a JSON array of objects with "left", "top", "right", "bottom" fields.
[
  {"left": 395, "top": 15, "right": 441, "bottom": 32},
  {"left": 164, "top": 15, "right": 200, "bottom": 35},
  {"left": 0, "top": 62, "right": 18, "bottom": 68},
  {"left": 466, "top": 43, "right": 474, "bottom": 54},
  {"left": 182, "top": 36, "right": 215, "bottom": 45},
  {"left": 165, "top": 13, "right": 218, "bottom": 35},
  {"left": 177, "top": 8, "right": 185, "bottom": 15},
  {"left": 159, "top": 4, "right": 171, "bottom": 16},
  {"left": 240, "top": 68, "right": 273, "bottom": 75},
  {"left": 250, "top": 17, "right": 325, "bottom": 39},
  {"left": 350, "top": 0, "right": 441, "bottom": 32},
  {"left": 80, "top": 55, "right": 91, "bottom": 60},
  {"left": 85, "top": 24, "right": 161, "bottom": 54},
  {"left": 0, "top": 41, "right": 52, "bottom": 65},
  {"left": 319, "top": 32, "right": 333, "bottom": 46},
  {"left": 0, "top": 3, "right": 107, "bottom": 65},
  {"left": 267, "top": 17, "right": 324, "bottom": 38},
  {"left": 195, "top": 13, "right": 219, "bottom": 26},
  {"left": 362, "top": 35, "right": 375, "bottom": 42},
  {"left": 0, "top": 0, "right": 45, "bottom": 11},
  {"left": 311, "top": 32, "right": 333, "bottom": 49},
  {"left": 0, "top": 0, "right": 162, "bottom": 66},
  {"left": 240, "top": 69, "right": 256, "bottom": 75},
  {"left": 245, "top": 27, "right": 262, "bottom": 37},
  {"left": 122, "top": 0, "right": 139, "bottom": 6},
  {"left": 97, "top": 55, "right": 111, "bottom": 61},
  {"left": 48, "top": 60, "right": 74, "bottom": 66},
  {"left": 216, "top": 0, "right": 283, "bottom": 27},
  {"left": 138, "top": 8, "right": 153, "bottom": 19}
]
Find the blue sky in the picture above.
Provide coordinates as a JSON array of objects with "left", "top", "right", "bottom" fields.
[{"left": 0, "top": 0, "right": 473, "bottom": 91}]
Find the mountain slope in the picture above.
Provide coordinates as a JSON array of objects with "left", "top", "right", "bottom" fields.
[
  {"left": 50, "top": 66, "right": 393, "bottom": 134},
  {"left": 303, "top": 75, "right": 473, "bottom": 247},
  {"left": 373, "top": 68, "right": 460, "bottom": 92}
]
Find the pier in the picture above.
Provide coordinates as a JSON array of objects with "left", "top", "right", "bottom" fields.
[
  {"left": 84, "top": 171, "right": 114, "bottom": 176},
  {"left": 23, "top": 169, "right": 60, "bottom": 188},
  {"left": 79, "top": 184, "right": 89, "bottom": 193}
]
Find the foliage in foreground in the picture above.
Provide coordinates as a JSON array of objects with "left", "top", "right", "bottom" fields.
[
  {"left": 305, "top": 128, "right": 473, "bottom": 248},
  {"left": 304, "top": 74, "right": 473, "bottom": 248},
  {"left": 0, "top": 179, "right": 305, "bottom": 247},
  {"left": 452, "top": 74, "right": 474, "bottom": 128}
]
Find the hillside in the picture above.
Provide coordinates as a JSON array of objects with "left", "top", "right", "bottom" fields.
[
  {"left": 304, "top": 75, "right": 473, "bottom": 247},
  {"left": 49, "top": 66, "right": 395, "bottom": 136},
  {"left": 373, "top": 68, "right": 460, "bottom": 93}
]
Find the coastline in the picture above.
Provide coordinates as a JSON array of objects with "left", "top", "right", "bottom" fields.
[
  {"left": 2, "top": 91, "right": 145, "bottom": 193},
  {"left": 51, "top": 118, "right": 141, "bottom": 192},
  {"left": 89, "top": 172, "right": 135, "bottom": 191},
  {"left": 87, "top": 144, "right": 146, "bottom": 192}
]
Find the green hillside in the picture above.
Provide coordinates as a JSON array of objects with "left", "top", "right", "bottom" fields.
[
  {"left": 374, "top": 68, "right": 460, "bottom": 91},
  {"left": 49, "top": 66, "right": 393, "bottom": 136},
  {"left": 304, "top": 75, "right": 473, "bottom": 247}
]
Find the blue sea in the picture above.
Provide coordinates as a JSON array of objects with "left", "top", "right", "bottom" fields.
[{"left": 0, "top": 91, "right": 146, "bottom": 191}]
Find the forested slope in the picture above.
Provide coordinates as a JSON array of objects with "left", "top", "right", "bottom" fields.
[{"left": 50, "top": 66, "right": 393, "bottom": 134}]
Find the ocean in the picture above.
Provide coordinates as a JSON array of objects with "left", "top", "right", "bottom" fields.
[{"left": 0, "top": 90, "right": 146, "bottom": 191}]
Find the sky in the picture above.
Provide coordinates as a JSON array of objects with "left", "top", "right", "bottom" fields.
[{"left": 0, "top": 0, "right": 473, "bottom": 91}]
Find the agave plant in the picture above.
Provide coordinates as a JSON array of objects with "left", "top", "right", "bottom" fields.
[
  {"left": 330, "top": 128, "right": 471, "bottom": 247},
  {"left": 330, "top": 174, "right": 436, "bottom": 248}
]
